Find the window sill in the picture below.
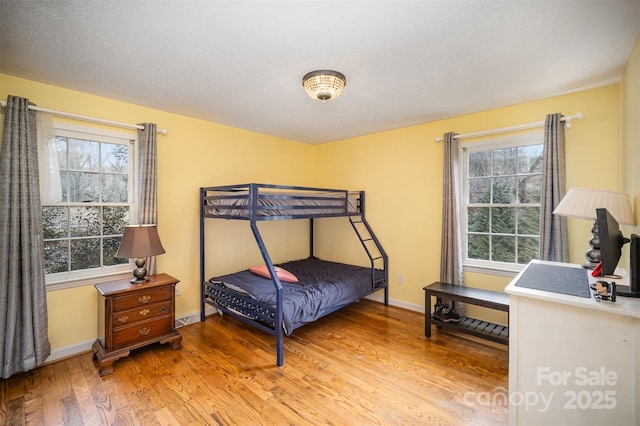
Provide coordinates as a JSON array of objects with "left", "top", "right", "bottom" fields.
[
  {"left": 463, "top": 263, "right": 522, "bottom": 278},
  {"left": 46, "top": 271, "right": 131, "bottom": 291}
]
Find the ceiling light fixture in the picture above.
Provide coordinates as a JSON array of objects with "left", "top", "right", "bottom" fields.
[{"left": 302, "top": 70, "right": 346, "bottom": 101}]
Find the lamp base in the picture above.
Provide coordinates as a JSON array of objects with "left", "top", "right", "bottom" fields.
[
  {"left": 130, "top": 257, "right": 148, "bottom": 284},
  {"left": 583, "top": 220, "right": 601, "bottom": 269},
  {"left": 130, "top": 276, "right": 150, "bottom": 284}
]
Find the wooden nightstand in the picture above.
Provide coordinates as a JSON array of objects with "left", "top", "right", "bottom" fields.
[{"left": 92, "top": 273, "right": 182, "bottom": 376}]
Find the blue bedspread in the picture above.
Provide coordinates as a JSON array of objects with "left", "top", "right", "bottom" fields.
[{"left": 211, "top": 258, "right": 383, "bottom": 334}]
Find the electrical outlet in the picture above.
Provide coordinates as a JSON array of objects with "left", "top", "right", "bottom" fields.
[
  {"left": 175, "top": 284, "right": 180, "bottom": 296},
  {"left": 398, "top": 274, "right": 404, "bottom": 284}
]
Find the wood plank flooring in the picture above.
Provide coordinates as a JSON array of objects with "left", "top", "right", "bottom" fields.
[{"left": 1, "top": 300, "right": 508, "bottom": 425}]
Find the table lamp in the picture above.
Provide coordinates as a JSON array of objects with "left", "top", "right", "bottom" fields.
[
  {"left": 115, "top": 224, "right": 166, "bottom": 283},
  {"left": 553, "top": 188, "right": 635, "bottom": 268}
]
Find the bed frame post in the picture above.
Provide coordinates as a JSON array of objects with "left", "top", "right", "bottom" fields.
[
  {"left": 249, "top": 219, "right": 285, "bottom": 367},
  {"left": 309, "top": 218, "right": 315, "bottom": 258}
]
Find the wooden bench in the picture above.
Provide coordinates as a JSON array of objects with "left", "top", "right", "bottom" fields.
[{"left": 423, "top": 282, "right": 509, "bottom": 345}]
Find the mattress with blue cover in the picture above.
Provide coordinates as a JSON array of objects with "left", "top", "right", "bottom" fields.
[{"left": 208, "top": 257, "right": 383, "bottom": 334}]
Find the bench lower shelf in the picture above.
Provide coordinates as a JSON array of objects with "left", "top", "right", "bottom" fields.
[
  {"left": 424, "top": 281, "right": 509, "bottom": 346},
  {"left": 430, "top": 316, "right": 508, "bottom": 344}
]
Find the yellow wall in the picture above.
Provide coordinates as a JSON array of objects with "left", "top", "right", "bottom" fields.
[
  {"left": 621, "top": 35, "right": 640, "bottom": 232},
  {"left": 0, "top": 71, "right": 625, "bottom": 354},
  {"left": 315, "top": 84, "right": 621, "bottom": 323},
  {"left": 1, "top": 74, "right": 316, "bottom": 351}
]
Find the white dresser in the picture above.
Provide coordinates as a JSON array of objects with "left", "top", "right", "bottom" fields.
[{"left": 505, "top": 260, "right": 640, "bottom": 426}]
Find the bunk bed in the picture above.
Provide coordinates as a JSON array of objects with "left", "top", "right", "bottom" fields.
[{"left": 200, "top": 183, "right": 388, "bottom": 366}]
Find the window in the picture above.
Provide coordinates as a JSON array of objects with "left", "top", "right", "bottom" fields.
[
  {"left": 460, "top": 133, "right": 543, "bottom": 273},
  {"left": 42, "top": 124, "right": 137, "bottom": 287}
]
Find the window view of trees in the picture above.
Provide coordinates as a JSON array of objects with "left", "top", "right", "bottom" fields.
[
  {"left": 42, "top": 136, "right": 131, "bottom": 275},
  {"left": 466, "top": 144, "right": 543, "bottom": 265}
]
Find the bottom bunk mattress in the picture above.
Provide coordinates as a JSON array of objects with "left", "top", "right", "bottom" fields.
[{"left": 206, "top": 257, "right": 384, "bottom": 334}]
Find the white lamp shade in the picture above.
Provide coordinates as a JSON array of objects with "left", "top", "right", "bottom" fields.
[{"left": 553, "top": 188, "right": 635, "bottom": 225}]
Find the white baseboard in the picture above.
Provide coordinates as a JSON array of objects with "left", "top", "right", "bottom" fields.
[
  {"left": 45, "top": 339, "right": 95, "bottom": 364},
  {"left": 44, "top": 307, "right": 219, "bottom": 364},
  {"left": 365, "top": 293, "right": 424, "bottom": 313},
  {"left": 43, "top": 300, "right": 418, "bottom": 363},
  {"left": 175, "top": 306, "right": 219, "bottom": 328}
]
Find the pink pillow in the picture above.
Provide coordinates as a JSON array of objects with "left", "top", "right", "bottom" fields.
[{"left": 249, "top": 264, "right": 299, "bottom": 283}]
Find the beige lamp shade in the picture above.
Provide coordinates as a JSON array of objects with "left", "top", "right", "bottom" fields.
[
  {"left": 553, "top": 188, "right": 635, "bottom": 226},
  {"left": 115, "top": 225, "right": 165, "bottom": 283},
  {"left": 116, "top": 224, "right": 166, "bottom": 258}
]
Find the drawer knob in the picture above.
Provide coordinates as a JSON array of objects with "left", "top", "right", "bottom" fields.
[
  {"left": 138, "top": 327, "right": 151, "bottom": 336},
  {"left": 160, "top": 305, "right": 167, "bottom": 312},
  {"left": 139, "top": 309, "right": 150, "bottom": 316},
  {"left": 138, "top": 295, "right": 152, "bottom": 304},
  {"left": 117, "top": 316, "right": 129, "bottom": 323}
]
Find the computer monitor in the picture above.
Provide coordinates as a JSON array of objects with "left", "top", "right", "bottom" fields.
[
  {"left": 628, "top": 234, "right": 640, "bottom": 297},
  {"left": 596, "top": 208, "right": 640, "bottom": 297},
  {"left": 596, "top": 208, "right": 627, "bottom": 276}
]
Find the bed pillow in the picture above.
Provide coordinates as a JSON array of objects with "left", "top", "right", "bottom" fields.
[{"left": 249, "top": 264, "right": 299, "bottom": 283}]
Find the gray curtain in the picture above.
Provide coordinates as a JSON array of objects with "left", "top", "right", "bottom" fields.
[
  {"left": 0, "top": 96, "right": 51, "bottom": 378},
  {"left": 137, "top": 123, "right": 159, "bottom": 275},
  {"left": 539, "top": 113, "right": 569, "bottom": 262},
  {"left": 440, "top": 132, "right": 465, "bottom": 313}
]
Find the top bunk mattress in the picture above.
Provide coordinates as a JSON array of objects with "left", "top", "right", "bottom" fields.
[
  {"left": 208, "top": 258, "right": 383, "bottom": 333},
  {"left": 202, "top": 183, "right": 360, "bottom": 219}
]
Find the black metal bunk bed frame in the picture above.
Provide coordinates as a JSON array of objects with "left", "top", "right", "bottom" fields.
[{"left": 199, "top": 183, "right": 388, "bottom": 366}]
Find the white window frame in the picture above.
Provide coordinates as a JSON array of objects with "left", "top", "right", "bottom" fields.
[
  {"left": 459, "top": 131, "right": 543, "bottom": 277},
  {"left": 44, "top": 122, "right": 139, "bottom": 290}
]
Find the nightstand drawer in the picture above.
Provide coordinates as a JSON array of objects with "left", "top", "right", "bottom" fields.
[
  {"left": 112, "top": 315, "right": 173, "bottom": 348},
  {"left": 112, "top": 287, "right": 172, "bottom": 311},
  {"left": 112, "top": 301, "right": 172, "bottom": 326}
]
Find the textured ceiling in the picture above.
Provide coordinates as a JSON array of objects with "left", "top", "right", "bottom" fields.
[{"left": 1, "top": 1, "right": 639, "bottom": 144}]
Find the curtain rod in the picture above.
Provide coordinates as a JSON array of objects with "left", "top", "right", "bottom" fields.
[
  {"left": 435, "top": 112, "right": 583, "bottom": 142},
  {"left": 0, "top": 100, "right": 168, "bottom": 135}
]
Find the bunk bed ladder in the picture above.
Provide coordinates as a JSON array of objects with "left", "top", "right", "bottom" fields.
[{"left": 348, "top": 215, "right": 389, "bottom": 305}]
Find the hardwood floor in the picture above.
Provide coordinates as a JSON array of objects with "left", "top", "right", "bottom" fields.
[{"left": 1, "top": 300, "right": 508, "bottom": 425}]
